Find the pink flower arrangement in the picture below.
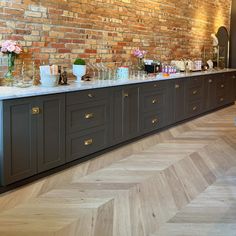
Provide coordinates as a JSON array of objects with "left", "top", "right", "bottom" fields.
[
  {"left": 133, "top": 48, "right": 147, "bottom": 58},
  {"left": 0, "top": 40, "right": 22, "bottom": 54}
]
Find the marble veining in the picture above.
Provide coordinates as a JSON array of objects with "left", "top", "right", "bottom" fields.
[{"left": 0, "top": 69, "right": 235, "bottom": 100}]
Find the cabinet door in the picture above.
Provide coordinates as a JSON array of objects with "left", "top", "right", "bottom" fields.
[
  {"left": 172, "top": 79, "right": 186, "bottom": 122},
  {"left": 205, "top": 76, "right": 217, "bottom": 110},
  {"left": 112, "top": 88, "right": 123, "bottom": 144},
  {"left": 2, "top": 98, "right": 37, "bottom": 185},
  {"left": 123, "top": 86, "right": 139, "bottom": 139},
  {"left": 37, "top": 94, "right": 65, "bottom": 172},
  {"left": 112, "top": 86, "right": 139, "bottom": 144}
]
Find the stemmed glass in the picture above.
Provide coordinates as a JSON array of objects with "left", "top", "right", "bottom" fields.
[
  {"left": 87, "top": 62, "right": 96, "bottom": 80},
  {"left": 91, "top": 63, "right": 101, "bottom": 80},
  {"left": 97, "top": 63, "right": 106, "bottom": 80}
]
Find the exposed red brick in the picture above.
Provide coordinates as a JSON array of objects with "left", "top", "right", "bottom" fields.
[{"left": 0, "top": 0, "right": 231, "bottom": 77}]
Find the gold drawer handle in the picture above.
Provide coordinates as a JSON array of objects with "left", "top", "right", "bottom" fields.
[
  {"left": 85, "top": 113, "right": 94, "bottom": 119},
  {"left": 221, "top": 84, "right": 225, "bottom": 88},
  {"left": 220, "top": 98, "right": 224, "bottom": 102},
  {"left": 31, "top": 107, "right": 40, "bottom": 115},
  {"left": 88, "top": 93, "right": 93, "bottom": 98},
  {"left": 175, "top": 84, "right": 180, "bottom": 89},
  {"left": 232, "top": 75, "right": 236, "bottom": 79},
  {"left": 84, "top": 138, "right": 93, "bottom": 146},
  {"left": 154, "top": 84, "right": 158, "bottom": 88},
  {"left": 152, "top": 118, "right": 158, "bottom": 124},
  {"left": 123, "top": 93, "right": 129, "bottom": 98},
  {"left": 208, "top": 79, "right": 212, "bottom": 83},
  {"left": 192, "top": 106, "right": 197, "bottom": 111},
  {"left": 152, "top": 99, "right": 158, "bottom": 104},
  {"left": 193, "top": 90, "right": 198, "bottom": 95}
]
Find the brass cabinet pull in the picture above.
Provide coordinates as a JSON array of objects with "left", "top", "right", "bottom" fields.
[
  {"left": 154, "top": 84, "right": 158, "bottom": 88},
  {"left": 152, "top": 118, "right": 158, "bottom": 124},
  {"left": 221, "top": 84, "right": 225, "bottom": 88},
  {"left": 84, "top": 138, "right": 93, "bottom": 146},
  {"left": 193, "top": 90, "right": 197, "bottom": 95},
  {"left": 123, "top": 93, "right": 129, "bottom": 98},
  {"left": 175, "top": 84, "right": 180, "bottom": 89},
  {"left": 152, "top": 98, "right": 158, "bottom": 104},
  {"left": 85, "top": 113, "right": 94, "bottom": 119},
  {"left": 232, "top": 75, "right": 236, "bottom": 79},
  {"left": 31, "top": 107, "right": 40, "bottom": 115},
  {"left": 220, "top": 97, "right": 224, "bottom": 102},
  {"left": 208, "top": 79, "right": 213, "bottom": 83},
  {"left": 192, "top": 106, "right": 197, "bottom": 111},
  {"left": 88, "top": 93, "right": 93, "bottom": 98}
]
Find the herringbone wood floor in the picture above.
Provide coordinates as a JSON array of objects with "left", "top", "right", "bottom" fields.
[{"left": 0, "top": 104, "right": 236, "bottom": 236}]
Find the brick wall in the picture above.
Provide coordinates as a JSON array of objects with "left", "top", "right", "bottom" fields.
[{"left": 0, "top": 0, "right": 232, "bottom": 78}]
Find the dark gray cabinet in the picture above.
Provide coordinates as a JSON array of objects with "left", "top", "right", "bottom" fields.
[
  {"left": 205, "top": 75, "right": 217, "bottom": 110},
  {"left": 112, "top": 86, "right": 139, "bottom": 144},
  {"left": 2, "top": 98, "right": 37, "bottom": 185},
  {"left": 185, "top": 76, "right": 204, "bottom": 118},
  {"left": 139, "top": 81, "right": 171, "bottom": 133},
  {"left": 0, "top": 94, "right": 65, "bottom": 185},
  {"left": 204, "top": 73, "right": 233, "bottom": 110},
  {"left": 172, "top": 78, "right": 186, "bottom": 122},
  {"left": 66, "top": 89, "right": 110, "bottom": 162},
  {"left": 0, "top": 71, "right": 235, "bottom": 189},
  {"left": 37, "top": 95, "right": 65, "bottom": 172}
]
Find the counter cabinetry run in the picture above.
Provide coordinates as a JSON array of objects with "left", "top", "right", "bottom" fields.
[{"left": 0, "top": 72, "right": 235, "bottom": 187}]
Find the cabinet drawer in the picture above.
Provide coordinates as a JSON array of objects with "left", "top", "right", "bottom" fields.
[
  {"left": 67, "top": 100, "right": 109, "bottom": 133},
  {"left": 140, "top": 91, "right": 165, "bottom": 112},
  {"left": 140, "top": 112, "right": 164, "bottom": 133},
  {"left": 216, "top": 79, "right": 227, "bottom": 91},
  {"left": 187, "top": 76, "right": 203, "bottom": 88},
  {"left": 140, "top": 81, "right": 167, "bottom": 93},
  {"left": 216, "top": 95, "right": 228, "bottom": 106},
  {"left": 66, "top": 88, "right": 109, "bottom": 105},
  {"left": 66, "top": 127, "right": 107, "bottom": 162},
  {"left": 186, "top": 85, "right": 204, "bottom": 102},
  {"left": 186, "top": 101, "right": 203, "bottom": 118}
]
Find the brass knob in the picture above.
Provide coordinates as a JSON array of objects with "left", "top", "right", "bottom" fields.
[
  {"left": 220, "top": 97, "right": 224, "bottom": 102},
  {"left": 192, "top": 106, "right": 197, "bottom": 111},
  {"left": 154, "top": 84, "right": 158, "bottom": 88},
  {"left": 31, "top": 107, "right": 40, "bottom": 115},
  {"left": 175, "top": 84, "right": 180, "bottom": 89},
  {"left": 221, "top": 84, "right": 225, "bottom": 88},
  {"left": 152, "top": 99, "right": 158, "bottom": 104},
  {"left": 85, "top": 113, "right": 94, "bottom": 119},
  {"left": 208, "top": 79, "right": 212, "bottom": 83},
  {"left": 193, "top": 90, "right": 197, "bottom": 95},
  {"left": 88, "top": 93, "right": 93, "bottom": 98},
  {"left": 152, "top": 118, "right": 158, "bottom": 124},
  {"left": 123, "top": 93, "right": 129, "bottom": 98},
  {"left": 84, "top": 138, "right": 93, "bottom": 146},
  {"left": 232, "top": 75, "right": 236, "bottom": 79}
]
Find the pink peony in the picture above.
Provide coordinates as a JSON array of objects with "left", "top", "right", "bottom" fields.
[
  {"left": 0, "top": 40, "right": 22, "bottom": 54},
  {"left": 133, "top": 48, "right": 147, "bottom": 58},
  {"left": 14, "top": 46, "right": 22, "bottom": 54},
  {"left": 1, "top": 46, "right": 8, "bottom": 53},
  {"left": 7, "top": 44, "right": 16, "bottom": 52}
]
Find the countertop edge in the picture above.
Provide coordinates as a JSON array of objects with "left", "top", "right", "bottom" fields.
[{"left": 0, "top": 69, "right": 236, "bottom": 100}]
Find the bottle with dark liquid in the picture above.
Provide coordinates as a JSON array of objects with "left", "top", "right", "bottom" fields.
[{"left": 58, "top": 66, "right": 62, "bottom": 85}]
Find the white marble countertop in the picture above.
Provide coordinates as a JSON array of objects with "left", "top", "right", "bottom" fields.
[{"left": 0, "top": 68, "right": 236, "bottom": 100}]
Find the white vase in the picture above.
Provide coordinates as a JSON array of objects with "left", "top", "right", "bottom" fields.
[
  {"left": 73, "top": 65, "right": 86, "bottom": 82},
  {"left": 39, "top": 65, "right": 59, "bottom": 87}
]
